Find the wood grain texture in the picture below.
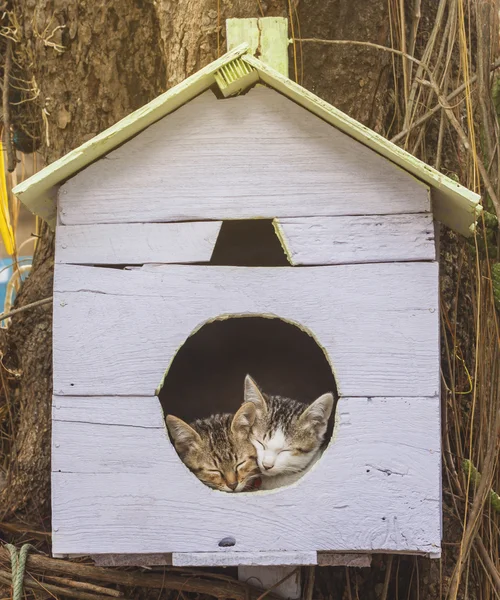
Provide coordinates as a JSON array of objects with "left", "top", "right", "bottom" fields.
[
  {"left": 92, "top": 554, "right": 172, "bottom": 567},
  {"left": 58, "top": 88, "right": 429, "bottom": 225},
  {"left": 53, "top": 263, "right": 439, "bottom": 398},
  {"left": 55, "top": 222, "right": 222, "bottom": 265},
  {"left": 53, "top": 396, "right": 165, "bottom": 428},
  {"left": 173, "top": 551, "right": 316, "bottom": 567},
  {"left": 317, "top": 553, "right": 371, "bottom": 567},
  {"left": 275, "top": 214, "right": 435, "bottom": 265},
  {"left": 51, "top": 396, "right": 441, "bottom": 555}
]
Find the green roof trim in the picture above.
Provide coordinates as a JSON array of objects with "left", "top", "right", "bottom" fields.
[{"left": 14, "top": 43, "right": 481, "bottom": 236}]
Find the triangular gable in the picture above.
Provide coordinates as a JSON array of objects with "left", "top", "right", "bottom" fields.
[
  {"left": 58, "top": 87, "right": 429, "bottom": 225},
  {"left": 13, "top": 45, "right": 480, "bottom": 236}
]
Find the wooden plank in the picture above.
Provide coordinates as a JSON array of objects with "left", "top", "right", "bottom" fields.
[
  {"left": 275, "top": 214, "right": 435, "bottom": 265},
  {"left": 52, "top": 396, "right": 165, "bottom": 428},
  {"left": 11, "top": 44, "right": 251, "bottom": 227},
  {"left": 242, "top": 54, "right": 481, "bottom": 237},
  {"left": 52, "top": 262, "right": 439, "bottom": 398},
  {"left": 93, "top": 554, "right": 172, "bottom": 567},
  {"left": 317, "top": 553, "right": 371, "bottom": 567},
  {"left": 173, "top": 551, "right": 316, "bottom": 567},
  {"left": 55, "top": 222, "right": 222, "bottom": 265},
  {"left": 226, "top": 18, "right": 289, "bottom": 76},
  {"left": 57, "top": 88, "right": 430, "bottom": 225},
  {"left": 51, "top": 397, "right": 441, "bottom": 555}
]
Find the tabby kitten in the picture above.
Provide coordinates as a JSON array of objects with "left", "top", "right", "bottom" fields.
[
  {"left": 166, "top": 402, "right": 260, "bottom": 493},
  {"left": 244, "top": 375, "right": 334, "bottom": 490}
]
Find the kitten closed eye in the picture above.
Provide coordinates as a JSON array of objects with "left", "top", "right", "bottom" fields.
[
  {"left": 244, "top": 374, "right": 334, "bottom": 490},
  {"left": 166, "top": 402, "right": 260, "bottom": 493}
]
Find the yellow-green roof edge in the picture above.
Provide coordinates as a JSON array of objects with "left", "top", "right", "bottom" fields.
[{"left": 13, "top": 43, "right": 481, "bottom": 236}]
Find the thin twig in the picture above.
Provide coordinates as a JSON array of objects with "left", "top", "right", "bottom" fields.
[
  {"left": 0, "top": 297, "right": 52, "bottom": 322},
  {"left": 2, "top": 38, "right": 15, "bottom": 172},
  {"left": 397, "top": 60, "right": 500, "bottom": 144},
  {"left": 44, "top": 576, "right": 124, "bottom": 597},
  {"left": 474, "top": 537, "right": 500, "bottom": 595}
]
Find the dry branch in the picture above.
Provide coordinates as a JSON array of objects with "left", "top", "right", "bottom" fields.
[
  {"left": 0, "top": 569, "right": 129, "bottom": 600},
  {"left": 0, "top": 546, "right": 280, "bottom": 600},
  {"left": 0, "top": 297, "right": 52, "bottom": 322},
  {"left": 2, "top": 39, "right": 15, "bottom": 172}
]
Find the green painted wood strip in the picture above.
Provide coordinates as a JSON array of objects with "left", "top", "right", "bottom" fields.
[{"left": 226, "top": 17, "right": 289, "bottom": 77}]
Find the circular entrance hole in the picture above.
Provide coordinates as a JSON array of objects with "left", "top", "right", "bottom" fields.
[
  {"left": 159, "top": 316, "right": 338, "bottom": 492},
  {"left": 158, "top": 316, "right": 337, "bottom": 421}
]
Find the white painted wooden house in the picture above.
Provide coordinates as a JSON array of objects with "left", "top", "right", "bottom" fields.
[{"left": 14, "top": 19, "right": 481, "bottom": 570}]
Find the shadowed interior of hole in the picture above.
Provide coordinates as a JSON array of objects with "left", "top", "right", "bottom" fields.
[
  {"left": 210, "top": 220, "right": 289, "bottom": 266},
  {"left": 158, "top": 317, "right": 338, "bottom": 425}
]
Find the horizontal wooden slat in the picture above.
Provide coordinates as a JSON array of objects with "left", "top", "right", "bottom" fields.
[
  {"left": 275, "top": 214, "right": 435, "bottom": 265},
  {"left": 58, "top": 88, "right": 429, "bottom": 225},
  {"left": 53, "top": 263, "right": 439, "bottom": 398},
  {"left": 317, "top": 553, "right": 372, "bottom": 567},
  {"left": 52, "top": 396, "right": 165, "bottom": 428},
  {"left": 55, "top": 222, "right": 222, "bottom": 265},
  {"left": 172, "top": 551, "right": 317, "bottom": 567},
  {"left": 51, "top": 397, "right": 441, "bottom": 555}
]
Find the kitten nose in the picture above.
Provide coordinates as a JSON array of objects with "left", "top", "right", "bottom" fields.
[
  {"left": 262, "top": 460, "right": 274, "bottom": 470},
  {"left": 227, "top": 481, "right": 238, "bottom": 491}
]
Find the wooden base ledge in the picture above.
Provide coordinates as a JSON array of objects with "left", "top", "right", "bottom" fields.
[{"left": 89, "top": 552, "right": 373, "bottom": 568}]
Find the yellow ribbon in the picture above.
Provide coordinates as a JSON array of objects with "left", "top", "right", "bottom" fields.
[{"left": 0, "top": 141, "right": 14, "bottom": 256}]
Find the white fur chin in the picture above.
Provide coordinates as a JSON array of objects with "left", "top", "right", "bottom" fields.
[{"left": 260, "top": 452, "right": 321, "bottom": 490}]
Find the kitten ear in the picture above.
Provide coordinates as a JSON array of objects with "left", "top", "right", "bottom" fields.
[
  {"left": 244, "top": 375, "right": 267, "bottom": 415},
  {"left": 166, "top": 415, "right": 201, "bottom": 454},
  {"left": 231, "top": 401, "right": 256, "bottom": 437},
  {"left": 298, "top": 393, "right": 334, "bottom": 434}
]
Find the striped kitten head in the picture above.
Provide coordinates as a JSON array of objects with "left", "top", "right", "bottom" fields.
[
  {"left": 244, "top": 375, "right": 334, "bottom": 478},
  {"left": 166, "top": 402, "right": 260, "bottom": 492}
]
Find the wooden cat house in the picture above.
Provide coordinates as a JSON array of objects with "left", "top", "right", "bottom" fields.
[{"left": 14, "top": 18, "right": 480, "bottom": 569}]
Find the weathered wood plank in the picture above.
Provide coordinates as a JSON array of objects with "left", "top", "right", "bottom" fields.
[
  {"left": 173, "top": 551, "right": 316, "bottom": 567},
  {"left": 51, "top": 397, "right": 441, "bottom": 555},
  {"left": 55, "top": 222, "right": 222, "bottom": 265},
  {"left": 52, "top": 396, "right": 165, "bottom": 428},
  {"left": 317, "top": 553, "right": 371, "bottom": 567},
  {"left": 58, "top": 88, "right": 429, "bottom": 225},
  {"left": 275, "top": 214, "right": 435, "bottom": 265},
  {"left": 226, "top": 18, "right": 289, "bottom": 77},
  {"left": 53, "top": 263, "right": 439, "bottom": 398},
  {"left": 92, "top": 554, "right": 172, "bottom": 567}
]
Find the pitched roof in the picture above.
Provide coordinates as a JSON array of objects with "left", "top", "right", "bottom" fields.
[{"left": 13, "top": 43, "right": 481, "bottom": 236}]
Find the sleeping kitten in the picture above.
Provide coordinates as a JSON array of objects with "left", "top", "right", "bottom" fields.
[
  {"left": 244, "top": 375, "right": 334, "bottom": 490},
  {"left": 166, "top": 402, "right": 260, "bottom": 492}
]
